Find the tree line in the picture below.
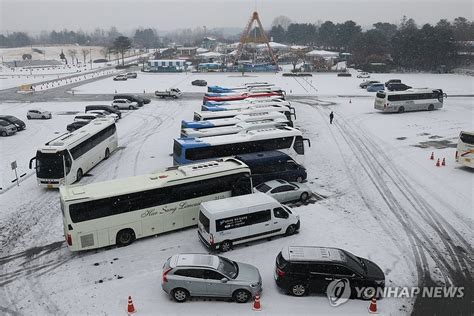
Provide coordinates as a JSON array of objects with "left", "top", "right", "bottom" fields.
[
  {"left": 269, "top": 16, "right": 474, "bottom": 71},
  {"left": 1, "top": 16, "right": 473, "bottom": 71}
]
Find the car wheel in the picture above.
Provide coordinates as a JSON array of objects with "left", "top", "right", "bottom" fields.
[
  {"left": 1, "top": 131, "right": 7, "bottom": 137},
  {"left": 296, "top": 176, "right": 304, "bottom": 183},
  {"left": 173, "top": 95, "right": 178, "bottom": 99},
  {"left": 27, "top": 115, "right": 31, "bottom": 120},
  {"left": 300, "top": 192, "right": 309, "bottom": 202},
  {"left": 285, "top": 225, "right": 297, "bottom": 236},
  {"left": 113, "top": 106, "right": 119, "bottom": 110},
  {"left": 42, "top": 116, "right": 46, "bottom": 119},
  {"left": 290, "top": 283, "right": 307, "bottom": 296},
  {"left": 172, "top": 288, "right": 189, "bottom": 303},
  {"left": 220, "top": 240, "right": 232, "bottom": 252},
  {"left": 129, "top": 106, "right": 134, "bottom": 110},
  {"left": 398, "top": 106, "right": 405, "bottom": 113},
  {"left": 104, "top": 148, "right": 110, "bottom": 160},
  {"left": 116, "top": 229, "right": 135, "bottom": 247},
  {"left": 233, "top": 289, "right": 251, "bottom": 303},
  {"left": 76, "top": 169, "right": 83, "bottom": 182},
  {"left": 428, "top": 104, "right": 434, "bottom": 111}
]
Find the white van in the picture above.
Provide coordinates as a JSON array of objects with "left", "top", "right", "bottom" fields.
[{"left": 198, "top": 192, "right": 300, "bottom": 252}]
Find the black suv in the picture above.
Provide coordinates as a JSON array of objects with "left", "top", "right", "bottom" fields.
[
  {"left": 384, "top": 79, "right": 401, "bottom": 87},
  {"left": 386, "top": 83, "right": 412, "bottom": 91},
  {"left": 85, "top": 105, "right": 121, "bottom": 119},
  {"left": 275, "top": 246, "right": 385, "bottom": 299},
  {"left": 113, "top": 94, "right": 151, "bottom": 106},
  {"left": 0, "top": 115, "right": 26, "bottom": 131}
]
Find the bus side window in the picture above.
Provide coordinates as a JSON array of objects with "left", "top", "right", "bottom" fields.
[{"left": 232, "top": 175, "right": 252, "bottom": 196}]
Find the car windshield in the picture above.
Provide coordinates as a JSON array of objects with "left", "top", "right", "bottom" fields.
[
  {"left": 217, "top": 256, "right": 238, "bottom": 279},
  {"left": 255, "top": 183, "right": 272, "bottom": 193},
  {"left": 341, "top": 250, "right": 366, "bottom": 275}
]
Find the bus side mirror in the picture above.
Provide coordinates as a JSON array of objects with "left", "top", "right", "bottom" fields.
[
  {"left": 303, "top": 138, "right": 311, "bottom": 147},
  {"left": 443, "top": 93, "right": 447, "bottom": 98},
  {"left": 291, "top": 108, "right": 297, "bottom": 119},
  {"left": 29, "top": 157, "right": 36, "bottom": 169}
]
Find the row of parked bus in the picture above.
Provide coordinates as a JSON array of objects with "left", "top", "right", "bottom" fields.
[{"left": 54, "top": 81, "right": 314, "bottom": 252}]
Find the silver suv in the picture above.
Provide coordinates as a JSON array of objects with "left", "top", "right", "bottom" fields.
[
  {"left": 0, "top": 119, "right": 17, "bottom": 136},
  {"left": 162, "top": 254, "right": 262, "bottom": 303}
]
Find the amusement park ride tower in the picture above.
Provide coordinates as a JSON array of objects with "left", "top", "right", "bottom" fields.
[{"left": 234, "top": 11, "right": 278, "bottom": 65}]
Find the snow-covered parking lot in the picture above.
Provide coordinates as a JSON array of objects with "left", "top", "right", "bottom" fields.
[{"left": 0, "top": 72, "right": 472, "bottom": 315}]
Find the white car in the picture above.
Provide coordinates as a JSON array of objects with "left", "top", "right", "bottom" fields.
[
  {"left": 112, "top": 99, "right": 139, "bottom": 110},
  {"left": 357, "top": 72, "right": 371, "bottom": 79},
  {"left": 74, "top": 113, "right": 103, "bottom": 122},
  {"left": 255, "top": 179, "right": 312, "bottom": 203},
  {"left": 86, "top": 110, "right": 119, "bottom": 122},
  {"left": 27, "top": 109, "right": 52, "bottom": 120}
]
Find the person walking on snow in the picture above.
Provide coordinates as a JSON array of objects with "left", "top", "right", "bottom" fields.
[{"left": 329, "top": 111, "right": 334, "bottom": 124}]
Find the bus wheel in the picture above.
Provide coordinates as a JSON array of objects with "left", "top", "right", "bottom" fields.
[
  {"left": 76, "top": 169, "right": 83, "bottom": 182},
  {"left": 398, "top": 106, "right": 405, "bottom": 113},
  {"left": 116, "top": 229, "right": 135, "bottom": 247},
  {"left": 104, "top": 148, "right": 110, "bottom": 160},
  {"left": 428, "top": 104, "right": 434, "bottom": 111},
  {"left": 220, "top": 240, "right": 232, "bottom": 252}
]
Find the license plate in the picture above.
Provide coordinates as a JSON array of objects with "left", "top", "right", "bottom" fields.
[
  {"left": 465, "top": 158, "right": 471, "bottom": 162},
  {"left": 47, "top": 184, "right": 53, "bottom": 189}
]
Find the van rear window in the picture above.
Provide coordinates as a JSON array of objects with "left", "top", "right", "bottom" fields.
[
  {"left": 376, "top": 92, "right": 386, "bottom": 99},
  {"left": 276, "top": 252, "right": 288, "bottom": 269},
  {"left": 199, "top": 211, "right": 210, "bottom": 233}
]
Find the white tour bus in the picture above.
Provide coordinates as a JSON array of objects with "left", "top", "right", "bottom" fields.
[
  {"left": 204, "top": 96, "right": 286, "bottom": 108},
  {"left": 202, "top": 100, "right": 292, "bottom": 112},
  {"left": 181, "top": 112, "right": 291, "bottom": 130},
  {"left": 29, "top": 118, "right": 117, "bottom": 188},
  {"left": 181, "top": 119, "right": 290, "bottom": 138},
  {"left": 59, "top": 158, "right": 253, "bottom": 251},
  {"left": 173, "top": 126, "right": 311, "bottom": 165},
  {"left": 456, "top": 131, "right": 474, "bottom": 168},
  {"left": 193, "top": 105, "right": 296, "bottom": 122},
  {"left": 374, "top": 88, "right": 447, "bottom": 113},
  {"left": 197, "top": 192, "right": 300, "bottom": 252}
]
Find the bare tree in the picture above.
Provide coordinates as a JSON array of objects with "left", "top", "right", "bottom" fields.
[
  {"left": 81, "top": 48, "right": 90, "bottom": 64},
  {"left": 272, "top": 15, "right": 292, "bottom": 30},
  {"left": 100, "top": 47, "right": 109, "bottom": 59},
  {"left": 67, "top": 49, "right": 77, "bottom": 65}
]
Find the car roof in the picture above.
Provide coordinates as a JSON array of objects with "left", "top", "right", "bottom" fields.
[
  {"left": 261, "top": 179, "right": 290, "bottom": 188},
  {"left": 170, "top": 254, "right": 220, "bottom": 269},
  {"left": 281, "top": 246, "right": 345, "bottom": 263}
]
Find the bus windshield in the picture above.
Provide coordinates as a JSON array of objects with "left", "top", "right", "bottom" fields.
[{"left": 36, "top": 150, "right": 71, "bottom": 179}]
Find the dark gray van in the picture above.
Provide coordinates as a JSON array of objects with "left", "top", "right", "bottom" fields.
[{"left": 234, "top": 151, "right": 307, "bottom": 185}]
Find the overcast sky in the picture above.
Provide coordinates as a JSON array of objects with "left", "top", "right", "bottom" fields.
[{"left": 1, "top": 0, "right": 473, "bottom": 34}]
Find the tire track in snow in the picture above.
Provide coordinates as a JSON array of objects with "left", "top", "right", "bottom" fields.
[{"left": 304, "top": 100, "right": 472, "bottom": 289}]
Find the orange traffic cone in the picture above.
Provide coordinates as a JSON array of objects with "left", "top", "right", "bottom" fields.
[
  {"left": 368, "top": 296, "right": 378, "bottom": 314},
  {"left": 430, "top": 152, "right": 434, "bottom": 160},
  {"left": 436, "top": 158, "right": 440, "bottom": 167},
  {"left": 252, "top": 294, "right": 262, "bottom": 311},
  {"left": 127, "top": 296, "right": 136, "bottom": 314},
  {"left": 442, "top": 158, "right": 446, "bottom": 166}
]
